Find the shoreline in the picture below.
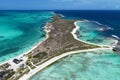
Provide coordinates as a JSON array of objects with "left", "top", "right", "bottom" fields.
[
  {"left": 73, "top": 21, "right": 114, "bottom": 48},
  {"left": 20, "top": 47, "right": 112, "bottom": 80},
  {"left": 0, "top": 17, "right": 113, "bottom": 80},
  {"left": 0, "top": 25, "right": 50, "bottom": 66},
  {"left": 19, "top": 21, "right": 112, "bottom": 80}
]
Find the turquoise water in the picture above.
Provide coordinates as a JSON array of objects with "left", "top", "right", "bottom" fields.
[
  {"left": 30, "top": 50, "right": 120, "bottom": 80},
  {"left": 0, "top": 11, "right": 54, "bottom": 63},
  {"left": 76, "top": 21, "right": 116, "bottom": 46}
]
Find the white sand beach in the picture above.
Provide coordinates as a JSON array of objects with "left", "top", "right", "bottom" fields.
[{"left": 73, "top": 21, "right": 113, "bottom": 48}]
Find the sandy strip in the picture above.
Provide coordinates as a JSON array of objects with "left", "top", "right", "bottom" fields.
[
  {"left": 19, "top": 47, "right": 111, "bottom": 80},
  {"left": 73, "top": 21, "right": 112, "bottom": 48}
]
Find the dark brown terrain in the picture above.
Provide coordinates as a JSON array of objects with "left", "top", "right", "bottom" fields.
[{"left": 27, "top": 14, "right": 100, "bottom": 65}]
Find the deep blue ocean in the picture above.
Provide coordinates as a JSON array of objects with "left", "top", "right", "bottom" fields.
[{"left": 55, "top": 10, "right": 120, "bottom": 37}]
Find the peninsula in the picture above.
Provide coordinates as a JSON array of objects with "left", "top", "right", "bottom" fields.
[{"left": 0, "top": 14, "right": 111, "bottom": 80}]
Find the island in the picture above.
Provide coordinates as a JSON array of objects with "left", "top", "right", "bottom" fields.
[{"left": 0, "top": 14, "right": 112, "bottom": 80}]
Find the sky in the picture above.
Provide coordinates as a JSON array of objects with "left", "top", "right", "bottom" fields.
[{"left": 0, "top": 0, "right": 120, "bottom": 10}]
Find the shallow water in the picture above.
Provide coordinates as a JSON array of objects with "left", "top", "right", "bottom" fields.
[
  {"left": 30, "top": 50, "right": 120, "bottom": 80},
  {"left": 76, "top": 21, "right": 116, "bottom": 46},
  {"left": 0, "top": 11, "right": 54, "bottom": 63}
]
